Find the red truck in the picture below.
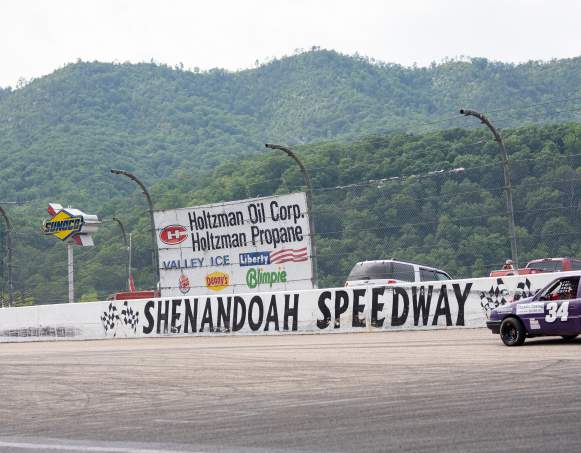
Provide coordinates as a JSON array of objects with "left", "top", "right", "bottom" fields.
[{"left": 490, "top": 257, "right": 581, "bottom": 277}]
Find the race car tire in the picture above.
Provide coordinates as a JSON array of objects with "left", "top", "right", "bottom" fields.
[
  {"left": 500, "top": 317, "right": 526, "bottom": 346},
  {"left": 561, "top": 335, "right": 578, "bottom": 341}
]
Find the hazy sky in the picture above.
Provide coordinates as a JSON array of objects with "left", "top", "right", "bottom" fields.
[{"left": 1, "top": 0, "right": 580, "bottom": 88}]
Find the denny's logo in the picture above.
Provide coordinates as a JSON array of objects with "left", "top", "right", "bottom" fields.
[
  {"left": 205, "top": 272, "right": 230, "bottom": 291},
  {"left": 42, "top": 209, "right": 84, "bottom": 241}
]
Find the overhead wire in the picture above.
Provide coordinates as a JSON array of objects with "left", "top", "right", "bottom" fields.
[
  {"left": 317, "top": 204, "right": 581, "bottom": 237},
  {"left": 231, "top": 101, "right": 581, "bottom": 192}
]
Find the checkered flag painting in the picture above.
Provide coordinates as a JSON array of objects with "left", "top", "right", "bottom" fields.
[
  {"left": 100, "top": 303, "right": 119, "bottom": 334},
  {"left": 479, "top": 278, "right": 509, "bottom": 314},
  {"left": 120, "top": 301, "right": 139, "bottom": 333},
  {"left": 514, "top": 278, "right": 534, "bottom": 302}
]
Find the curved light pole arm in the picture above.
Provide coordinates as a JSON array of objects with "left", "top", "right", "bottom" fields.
[
  {"left": 460, "top": 109, "right": 519, "bottom": 267},
  {"left": 265, "top": 143, "right": 318, "bottom": 288},
  {"left": 112, "top": 217, "right": 129, "bottom": 249},
  {"left": 0, "top": 206, "right": 14, "bottom": 307},
  {"left": 110, "top": 169, "right": 160, "bottom": 288},
  {"left": 112, "top": 217, "right": 130, "bottom": 290}
]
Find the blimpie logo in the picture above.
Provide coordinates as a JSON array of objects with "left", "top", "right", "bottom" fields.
[
  {"left": 160, "top": 225, "right": 188, "bottom": 245},
  {"left": 205, "top": 272, "right": 230, "bottom": 291},
  {"left": 246, "top": 267, "right": 287, "bottom": 289}
]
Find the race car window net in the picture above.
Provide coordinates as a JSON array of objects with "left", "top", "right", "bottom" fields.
[{"left": 539, "top": 277, "right": 580, "bottom": 300}]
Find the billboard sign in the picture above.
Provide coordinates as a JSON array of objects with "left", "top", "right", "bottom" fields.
[
  {"left": 42, "top": 210, "right": 84, "bottom": 241},
  {"left": 41, "top": 203, "right": 101, "bottom": 246},
  {"left": 154, "top": 193, "right": 313, "bottom": 296}
]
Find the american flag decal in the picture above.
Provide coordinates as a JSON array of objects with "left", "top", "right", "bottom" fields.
[{"left": 270, "top": 247, "right": 308, "bottom": 264}]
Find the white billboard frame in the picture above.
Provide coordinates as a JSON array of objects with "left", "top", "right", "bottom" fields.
[{"left": 153, "top": 192, "right": 314, "bottom": 297}]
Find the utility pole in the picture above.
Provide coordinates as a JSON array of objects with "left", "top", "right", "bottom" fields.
[
  {"left": 0, "top": 205, "right": 14, "bottom": 307},
  {"left": 265, "top": 143, "right": 318, "bottom": 288},
  {"left": 460, "top": 109, "right": 519, "bottom": 267},
  {"left": 111, "top": 169, "right": 159, "bottom": 289}
]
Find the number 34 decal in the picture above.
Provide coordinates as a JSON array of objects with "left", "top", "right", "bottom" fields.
[{"left": 545, "top": 302, "right": 569, "bottom": 323}]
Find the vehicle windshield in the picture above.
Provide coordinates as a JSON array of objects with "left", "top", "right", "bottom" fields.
[
  {"left": 347, "top": 262, "right": 415, "bottom": 282},
  {"left": 527, "top": 260, "right": 563, "bottom": 271},
  {"left": 420, "top": 268, "right": 451, "bottom": 281},
  {"left": 392, "top": 262, "right": 415, "bottom": 281},
  {"left": 347, "top": 262, "right": 391, "bottom": 281}
]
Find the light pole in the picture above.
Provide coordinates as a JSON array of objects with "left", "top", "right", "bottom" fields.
[
  {"left": 112, "top": 217, "right": 130, "bottom": 290},
  {"left": 0, "top": 205, "right": 14, "bottom": 307},
  {"left": 265, "top": 143, "right": 318, "bottom": 288},
  {"left": 110, "top": 169, "right": 159, "bottom": 289},
  {"left": 460, "top": 109, "right": 519, "bottom": 267}
]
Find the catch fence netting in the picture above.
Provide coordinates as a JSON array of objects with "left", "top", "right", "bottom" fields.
[
  {"left": 2, "top": 125, "right": 581, "bottom": 305},
  {"left": 4, "top": 158, "right": 581, "bottom": 305},
  {"left": 311, "top": 152, "right": 581, "bottom": 287}
]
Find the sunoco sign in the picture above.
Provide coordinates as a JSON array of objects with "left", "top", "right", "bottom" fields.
[
  {"left": 154, "top": 193, "right": 313, "bottom": 296},
  {"left": 41, "top": 203, "right": 101, "bottom": 246},
  {"left": 42, "top": 212, "right": 84, "bottom": 240}
]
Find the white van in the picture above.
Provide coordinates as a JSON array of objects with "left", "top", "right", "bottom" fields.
[{"left": 344, "top": 259, "right": 452, "bottom": 287}]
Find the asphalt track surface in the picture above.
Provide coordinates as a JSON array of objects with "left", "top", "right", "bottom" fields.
[{"left": 0, "top": 329, "right": 580, "bottom": 453}]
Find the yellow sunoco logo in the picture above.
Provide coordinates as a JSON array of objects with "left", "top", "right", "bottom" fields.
[
  {"left": 42, "top": 210, "right": 84, "bottom": 241},
  {"left": 205, "top": 272, "right": 230, "bottom": 291}
]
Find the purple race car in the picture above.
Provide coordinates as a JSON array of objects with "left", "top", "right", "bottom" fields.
[{"left": 487, "top": 274, "right": 581, "bottom": 346}]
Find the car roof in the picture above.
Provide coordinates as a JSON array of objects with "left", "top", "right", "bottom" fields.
[{"left": 353, "top": 259, "right": 448, "bottom": 273}]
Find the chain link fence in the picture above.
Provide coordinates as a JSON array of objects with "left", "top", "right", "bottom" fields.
[
  {"left": 2, "top": 135, "right": 581, "bottom": 305},
  {"left": 312, "top": 153, "right": 581, "bottom": 288}
]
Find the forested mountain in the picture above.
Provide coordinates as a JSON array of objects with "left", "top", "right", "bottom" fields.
[
  {"left": 0, "top": 50, "right": 580, "bottom": 304},
  {"left": 0, "top": 50, "right": 579, "bottom": 205}
]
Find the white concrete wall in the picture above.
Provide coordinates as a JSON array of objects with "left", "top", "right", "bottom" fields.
[{"left": 0, "top": 272, "right": 566, "bottom": 342}]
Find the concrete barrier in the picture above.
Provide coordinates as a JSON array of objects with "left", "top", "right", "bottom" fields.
[{"left": 0, "top": 272, "right": 567, "bottom": 342}]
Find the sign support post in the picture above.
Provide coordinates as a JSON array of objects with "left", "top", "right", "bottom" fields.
[
  {"left": 41, "top": 203, "right": 101, "bottom": 304},
  {"left": 68, "top": 241, "right": 74, "bottom": 303},
  {"left": 128, "top": 233, "right": 132, "bottom": 289}
]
